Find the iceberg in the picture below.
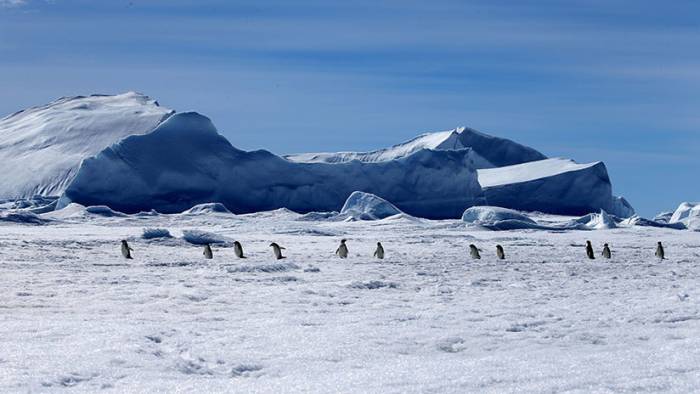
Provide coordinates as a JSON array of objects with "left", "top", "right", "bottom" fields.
[
  {"left": 477, "top": 158, "right": 635, "bottom": 217},
  {"left": 289, "top": 126, "right": 633, "bottom": 218},
  {"left": 0, "top": 92, "right": 173, "bottom": 199},
  {"left": 59, "top": 113, "right": 485, "bottom": 219},
  {"left": 669, "top": 202, "right": 700, "bottom": 231}
]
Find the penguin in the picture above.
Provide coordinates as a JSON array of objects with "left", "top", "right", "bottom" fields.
[
  {"left": 655, "top": 241, "right": 665, "bottom": 260},
  {"left": 585, "top": 241, "right": 595, "bottom": 260},
  {"left": 270, "top": 242, "right": 286, "bottom": 260},
  {"left": 496, "top": 244, "right": 505, "bottom": 260},
  {"left": 233, "top": 241, "right": 246, "bottom": 259},
  {"left": 374, "top": 242, "right": 384, "bottom": 259},
  {"left": 469, "top": 244, "right": 481, "bottom": 259},
  {"left": 336, "top": 239, "right": 348, "bottom": 259},
  {"left": 602, "top": 243, "right": 611, "bottom": 259},
  {"left": 120, "top": 240, "right": 133, "bottom": 259},
  {"left": 203, "top": 243, "right": 213, "bottom": 259}
]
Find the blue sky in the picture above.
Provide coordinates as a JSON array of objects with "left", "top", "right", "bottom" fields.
[{"left": 1, "top": 0, "right": 698, "bottom": 216}]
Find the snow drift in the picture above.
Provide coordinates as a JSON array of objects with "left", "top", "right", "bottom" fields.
[
  {"left": 286, "top": 126, "right": 546, "bottom": 168},
  {"left": 59, "top": 113, "right": 485, "bottom": 219},
  {"left": 0, "top": 92, "right": 173, "bottom": 199},
  {"left": 477, "top": 159, "right": 634, "bottom": 217},
  {"left": 340, "top": 191, "right": 403, "bottom": 220}
]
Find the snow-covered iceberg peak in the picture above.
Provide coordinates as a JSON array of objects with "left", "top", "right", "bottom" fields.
[
  {"left": 59, "top": 112, "right": 485, "bottom": 219},
  {"left": 0, "top": 92, "right": 174, "bottom": 199},
  {"left": 286, "top": 126, "right": 547, "bottom": 168},
  {"left": 340, "top": 191, "right": 403, "bottom": 220}
]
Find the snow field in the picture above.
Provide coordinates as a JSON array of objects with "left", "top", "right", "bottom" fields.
[{"left": 0, "top": 212, "right": 699, "bottom": 392}]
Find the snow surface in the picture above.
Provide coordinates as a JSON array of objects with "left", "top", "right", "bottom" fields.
[
  {"left": 286, "top": 126, "right": 546, "bottom": 168},
  {"left": 1, "top": 209, "right": 699, "bottom": 392},
  {"left": 59, "top": 113, "right": 485, "bottom": 219},
  {"left": 478, "top": 158, "right": 635, "bottom": 217},
  {"left": 0, "top": 92, "right": 173, "bottom": 199},
  {"left": 340, "top": 191, "right": 403, "bottom": 220}
]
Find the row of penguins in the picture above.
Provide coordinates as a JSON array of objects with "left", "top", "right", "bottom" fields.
[{"left": 121, "top": 239, "right": 668, "bottom": 261}]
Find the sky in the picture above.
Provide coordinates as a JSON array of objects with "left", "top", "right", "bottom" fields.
[{"left": 0, "top": 0, "right": 698, "bottom": 216}]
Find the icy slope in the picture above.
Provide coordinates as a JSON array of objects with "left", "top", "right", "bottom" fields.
[
  {"left": 477, "top": 158, "right": 635, "bottom": 217},
  {"left": 59, "top": 113, "right": 485, "bottom": 219},
  {"left": 286, "top": 126, "right": 546, "bottom": 168},
  {"left": 0, "top": 92, "right": 173, "bottom": 199}
]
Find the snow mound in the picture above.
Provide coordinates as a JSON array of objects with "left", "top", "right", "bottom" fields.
[
  {"left": 142, "top": 228, "right": 173, "bottom": 239},
  {"left": 620, "top": 215, "right": 686, "bottom": 230},
  {"left": 478, "top": 158, "right": 634, "bottom": 217},
  {"left": 181, "top": 229, "right": 232, "bottom": 246},
  {"left": 340, "top": 191, "right": 403, "bottom": 220},
  {"left": 461, "top": 206, "right": 547, "bottom": 230},
  {"left": 569, "top": 210, "right": 618, "bottom": 230},
  {"left": 85, "top": 205, "right": 126, "bottom": 217},
  {"left": 40, "top": 202, "right": 88, "bottom": 220},
  {"left": 228, "top": 262, "right": 300, "bottom": 273},
  {"left": 286, "top": 126, "right": 546, "bottom": 168},
  {"left": 0, "top": 92, "right": 173, "bottom": 199},
  {"left": 59, "top": 112, "right": 485, "bottom": 219},
  {"left": 462, "top": 206, "right": 536, "bottom": 224},
  {"left": 183, "top": 203, "right": 232, "bottom": 215},
  {"left": 348, "top": 280, "right": 399, "bottom": 290},
  {"left": 0, "top": 211, "right": 47, "bottom": 225},
  {"left": 296, "top": 211, "right": 339, "bottom": 221},
  {"left": 669, "top": 202, "right": 700, "bottom": 231}
]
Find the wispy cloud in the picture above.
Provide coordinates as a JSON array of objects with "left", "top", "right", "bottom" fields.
[{"left": 0, "top": 0, "right": 27, "bottom": 8}]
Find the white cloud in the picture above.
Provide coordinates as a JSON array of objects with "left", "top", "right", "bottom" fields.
[{"left": 0, "top": 0, "right": 28, "bottom": 7}]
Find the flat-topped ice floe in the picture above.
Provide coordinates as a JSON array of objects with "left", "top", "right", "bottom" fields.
[{"left": 477, "top": 158, "right": 634, "bottom": 217}]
